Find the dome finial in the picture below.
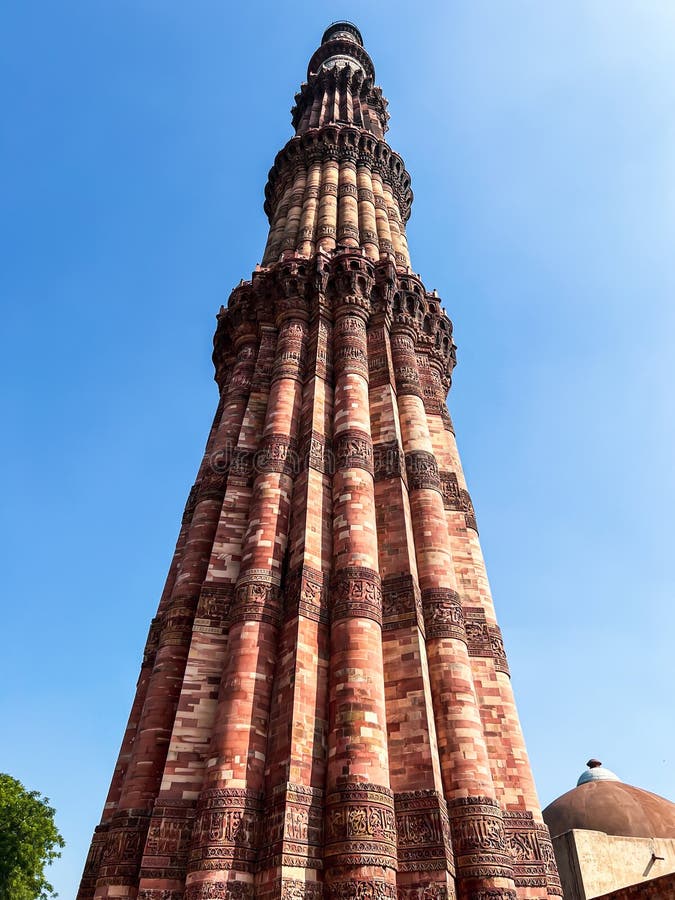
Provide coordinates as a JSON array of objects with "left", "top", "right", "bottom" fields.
[{"left": 577, "top": 759, "right": 621, "bottom": 786}]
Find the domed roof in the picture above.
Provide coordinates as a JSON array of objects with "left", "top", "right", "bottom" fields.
[{"left": 543, "top": 761, "right": 675, "bottom": 840}]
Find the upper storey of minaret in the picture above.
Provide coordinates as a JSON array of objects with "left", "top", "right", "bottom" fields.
[
  {"left": 262, "top": 23, "right": 414, "bottom": 269},
  {"left": 292, "top": 21, "right": 389, "bottom": 139}
]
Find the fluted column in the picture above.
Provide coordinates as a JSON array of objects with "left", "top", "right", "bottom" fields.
[
  {"left": 281, "top": 165, "right": 307, "bottom": 255},
  {"left": 357, "top": 164, "right": 379, "bottom": 260},
  {"left": 382, "top": 181, "right": 409, "bottom": 270},
  {"left": 324, "top": 254, "right": 397, "bottom": 899},
  {"left": 367, "top": 281, "right": 455, "bottom": 899},
  {"left": 371, "top": 171, "right": 395, "bottom": 260},
  {"left": 424, "top": 357, "right": 561, "bottom": 899},
  {"left": 297, "top": 160, "right": 322, "bottom": 257},
  {"left": 186, "top": 286, "right": 308, "bottom": 898},
  {"left": 316, "top": 158, "right": 339, "bottom": 253},
  {"left": 92, "top": 332, "right": 257, "bottom": 899},
  {"left": 337, "top": 159, "right": 359, "bottom": 248},
  {"left": 263, "top": 179, "right": 294, "bottom": 265},
  {"left": 257, "top": 262, "right": 334, "bottom": 898},
  {"left": 78, "top": 373, "right": 232, "bottom": 899},
  {"left": 390, "top": 320, "right": 516, "bottom": 900},
  {"left": 134, "top": 323, "right": 278, "bottom": 899}
]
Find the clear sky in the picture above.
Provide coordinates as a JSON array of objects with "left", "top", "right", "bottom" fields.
[{"left": 2, "top": 2, "right": 675, "bottom": 896}]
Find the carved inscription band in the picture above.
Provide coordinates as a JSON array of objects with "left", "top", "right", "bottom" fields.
[
  {"left": 231, "top": 575, "right": 282, "bottom": 628},
  {"left": 331, "top": 567, "right": 382, "bottom": 625},
  {"left": 448, "top": 796, "right": 513, "bottom": 881},
  {"left": 184, "top": 882, "right": 255, "bottom": 900},
  {"left": 189, "top": 788, "right": 263, "bottom": 874},
  {"left": 502, "top": 810, "right": 548, "bottom": 889},
  {"left": 334, "top": 428, "right": 374, "bottom": 474},
  {"left": 285, "top": 565, "right": 328, "bottom": 624},
  {"left": 405, "top": 450, "right": 441, "bottom": 493},
  {"left": 259, "top": 783, "right": 324, "bottom": 871},
  {"left": 422, "top": 588, "right": 465, "bottom": 642},
  {"left": 381, "top": 573, "right": 423, "bottom": 632},
  {"left": 465, "top": 608, "right": 510, "bottom": 676},
  {"left": 97, "top": 812, "right": 151, "bottom": 884},
  {"left": 373, "top": 440, "right": 405, "bottom": 482},
  {"left": 440, "top": 471, "right": 478, "bottom": 532},
  {"left": 324, "top": 783, "right": 397, "bottom": 870},
  {"left": 395, "top": 790, "right": 454, "bottom": 874}
]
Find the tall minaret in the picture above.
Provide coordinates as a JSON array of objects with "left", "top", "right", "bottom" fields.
[{"left": 79, "top": 22, "right": 561, "bottom": 900}]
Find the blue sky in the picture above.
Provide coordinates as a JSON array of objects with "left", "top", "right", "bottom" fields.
[{"left": 2, "top": 2, "right": 675, "bottom": 896}]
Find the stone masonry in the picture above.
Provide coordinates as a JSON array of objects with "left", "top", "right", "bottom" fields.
[{"left": 78, "top": 22, "right": 561, "bottom": 900}]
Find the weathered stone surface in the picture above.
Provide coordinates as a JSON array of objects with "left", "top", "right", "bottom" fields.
[{"left": 79, "top": 21, "right": 558, "bottom": 900}]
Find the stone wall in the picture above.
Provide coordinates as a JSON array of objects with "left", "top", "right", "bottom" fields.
[{"left": 553, "top": 829, "right": 675, "bottom": 899}]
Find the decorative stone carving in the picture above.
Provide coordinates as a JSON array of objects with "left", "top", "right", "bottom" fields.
[
  {"left": 464, "top": 608, "right": 491, "bottom": 659},
  {"left": 182, "top": 483, "right": 200, "bottom": 525},
  {"left": 324, "top": 783, "right": 397, "bottom": 869},
  {"left": 195, "top": 583, "right": 233, "bottom": 631},
  {"left": 302, "top": 430, "right": 332, "bottom": 475},
  {"left": 329, "top": 254, "right": 375, "bottom": 318},
  {"left": 142, "top": 617, "right": 162, "bottom": 667},
  {"left": 97, "top": 813, "right": 150, "bottom": 883},
  {"left": 265, "top": 129, "right": 409, "bottom": 226},
  {"left": 138, "top": 891, "right": 184, "bottom": 900},
  {"left": 395, "top": 790, "right": 453, "bottom": 873},
  {"left": 324, "top": 881, "right": 397, "bottom": 900},
  {"left": 313, "top": 316, "right": 332, "bottom": 380},
  {"left": 280, "top": 880, "right": 323, "bottom": 900},
  {"left": 284, "top": 565, "right": 328, "bottom": 623},
  {"left": 470, "top": 892, "right": 517, "bottom": 900},
  {"left": 334, "top": 428, "right": 374, "bottom": 474},
  {"left": 535, "top": 822, "right": 563, "bottom": 895},
  {"left": 439, "top": 472, "right": 460, "bottom": 511},
  {"left": 438, "top": 473, "right": 478, "bottom": 531},
  {"left": 422, "top": 589, "right": 465, "bottom": 642},
  {"left": 396, "top": 887, "right": 454, "bottom": 900},
  {"left": 78, "top": 824, "right": 108, "bottom": 895},
  {"left": 144, "top": 805, "right": 195, "bottom": 870},
  {"left": 231, "top": 575, "right": 282, "bottom": 627},
  {"left": 502, "top": 810, "right": 547, "bottom": 888},
  {"left": 372, "top": 440, "right": 404, "bottom": 482},
  {"left": 272, "top": 317, "right": 307, "bottom": 382},
  {"left": 255, "top": 434, "right": 299, "bottom": 476},
  {"left": 259, "top": 783, "right": 324, "bottom": 870},
  {"left": 488, "top": 625, "right": 509, "bottom": 676},
  {"left": 405, "top": 451, "right": 441, "bottom": 492},
  {"left": 251, "top": 326, "right": 278, "bottom": 385},
  {"left": 184, "top": 882, "right": 255, "bottom": 900},
  {"left": 331, "top": 567, "right": 383, "bottom": 625},
  {"left": 197, "top": 467, "right": 229, "bottom": 503},
  {"left": 390, "top": 331, "right": 422, "bottom": 398},
  {"left": 447, "top": 797, "right": 513, "bottom": 881},
  {"left": 189, "top": 789, "right": 263, "bottom": 874},
  {"left": 381, "top": 573, "right": 423, "bottom": 632},
  {"left": 459, "top": 489, "right": 477, "bottom": 532}
]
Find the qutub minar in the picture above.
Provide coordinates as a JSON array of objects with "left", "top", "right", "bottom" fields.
[{"left": 79, "top": 22, "right": 562, "bottom": 900}]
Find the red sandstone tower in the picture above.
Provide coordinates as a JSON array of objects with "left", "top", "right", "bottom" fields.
[{"left": 79, "top": 22, "right": 561, "bottom": 900}]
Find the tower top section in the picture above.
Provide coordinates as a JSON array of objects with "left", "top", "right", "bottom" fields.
[
  {"left": 263, "top": 21, "right": 414, "bottom": 268},
  {"left": 321, "top": 21, "right": 364, "bottom": 46},
  {"left": 293, "top": 21, "right": 387, "bottom": 138}
]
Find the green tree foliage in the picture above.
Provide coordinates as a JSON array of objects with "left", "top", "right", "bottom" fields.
[{"left": 0, "top": 774, "right": 64, "bottom": 900}]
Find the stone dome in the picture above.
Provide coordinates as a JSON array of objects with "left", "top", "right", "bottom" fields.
[{"left": 543, "top": 762, "right": 675, "bottom": 840}]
